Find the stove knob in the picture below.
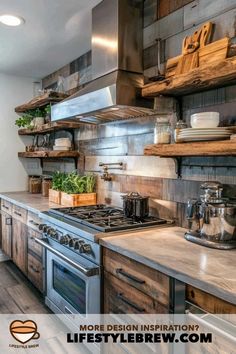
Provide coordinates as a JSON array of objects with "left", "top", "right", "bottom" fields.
[
  {"left": 80, "top": 243, "right": 92, "bottom": 254},
  {"left": 38, "top": 224, "right": 46, "bottom": 231},
  {"left": 74, "top": 239, "right": 83, "bottom": 250},
  {"left": 48, "top": 228, "right": 58, "bottom": 239},
  {"left": 59, "top": 235, "right": 68, "bottom": 244},
  {"left": 63, "top": 234, "right": 72, "bottom": 245},
  {"left": 69, "top": 238, "right": 78, "bottom": 247}
]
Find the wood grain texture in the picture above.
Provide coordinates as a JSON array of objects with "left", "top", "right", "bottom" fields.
[
  {"left": 27, "top": 253, "right": 44, "bottom": 293},
  {"left": 144, "top": 140, "right": 236, "bottom": 157},
  {"left": 28, "top": 229, "right": 43, "bottom": 259},
  {"left": 15, "top": 92, "right": 68, "bottom": 113},
  {"left": 18, "top": 151, "right": 79, "bottom": 158},
  {"left": 1, "top": 211, "right": 12, "bottom": 258},
  {"left": 104, "top": 271, "right": 168, "bottom": 314},
  {"left": 12, "top": 204, "right": 28, "bottom": 224},
  {"left": 103, "top": 248, "right": 170, "bottom": 307},
  {"left": 0, "top": 262, "right": 48, "bottom": 313},
  {"left": 12, "top": 219, "right": 27, "bottom": 275},
  {"left": 142, "top": 57, "right": 236, "bottom": 97},
  {"left": 18, "top": 121, "right": 82, "bottom": 136},
  {"left": 186, "top": 285, "right": 236, "bottom": 314}
]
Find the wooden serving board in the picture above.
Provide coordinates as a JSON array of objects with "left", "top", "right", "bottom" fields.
[{"left": 165, "top": 22, "right": 229, "bottom": 78}]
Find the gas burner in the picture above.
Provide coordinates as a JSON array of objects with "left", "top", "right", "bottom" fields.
[{"left": 49, "top": 205, "right": 169, "bottom": 232}]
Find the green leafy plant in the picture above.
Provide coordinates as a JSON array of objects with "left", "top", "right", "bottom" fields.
[
  {"left": 52, "top": 171, "right": 96, "bottom": 194},
  {"left": 15, "top": 107, "right": 47, "bottom": 128},
  {"left": 45, "top": 105, "right": 51, "bottom": 115},
  {"left": 15, "top": 113, "right": 34, "bottom": 128},
  {"left": 52, "top": 171, "right": 67, "bottom": 191},
  {"left": 31, "top": 108, "right": 45, "bottom": 117},
  {"left": 86, "top": 173, "right": 96, "bottom": 193}
]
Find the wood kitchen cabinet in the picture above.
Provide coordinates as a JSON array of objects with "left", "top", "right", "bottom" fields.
[
  {"left": 27, "top": 228, "right": 44, "bottom": 293},
  {"left": 1, "top": 210, "right": 12, "bottom": 258},
  {"left": 186, "top": 285, "right": 236, "bottom": 314},
  {"left": 12, "top": 218, "right": 28, "bottom": 275},
  {"left": 103, "top": 248, "right": 170, "bottom": 314}
]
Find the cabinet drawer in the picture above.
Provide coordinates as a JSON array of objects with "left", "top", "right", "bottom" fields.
[
  {"left": 28, "top": 229, "right": 42, "bottom": 258},
  {"left": 103, "top": 248, "right": 169, "bottom": 307},
  {"left": 1, "top": 199, "right": 12, "bottom": 214},
  {"left": 27, "top": 211, "right": 42, "bottom": 231},
  {"left": 12, "top": 204, "right": 27, "bottom": 223},
  {"left": 186, "top": 285, "right": 236, "bottom": 314},
  {"left": 28, "top": 253, "right": 43, "bottom": 293},
  {"left": 104, "top": 271, "right": 168, "bottom": 314}
]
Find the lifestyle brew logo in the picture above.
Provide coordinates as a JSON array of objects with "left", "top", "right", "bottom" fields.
[{"left": 9, "top": 320, "right": 40, "bottom": 346}]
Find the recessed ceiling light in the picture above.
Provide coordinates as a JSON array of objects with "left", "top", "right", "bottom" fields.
[{"left": 0, "top": 14, "right": 25, "bottom": 27}]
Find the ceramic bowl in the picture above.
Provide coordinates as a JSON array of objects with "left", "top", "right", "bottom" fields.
[{"left": 190, "top": 112, "right": 220, "bottom": 128}]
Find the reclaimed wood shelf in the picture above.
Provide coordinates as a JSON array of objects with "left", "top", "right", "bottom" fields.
[
  {"left": 18, "top": 150, "right": 79, "bottom": 169},
  {"left": 142, "top": 57, "right": 236, "bottom": 97},
  {"left": 144, "top": 140, "right": 236, "bottom": 157},
  {"left": 144, "top": 140, "right": 236, "bottom": 178},
  {"left": 18, "top": 121, "right": 82, "bottom": 135},
  {"left": 15, "top": 92, "right": 68, "bottom": 113},
  {"left": 18, "top": 151, "right": 79, "bottom": 158}
]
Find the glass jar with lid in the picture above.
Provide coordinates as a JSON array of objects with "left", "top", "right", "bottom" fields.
[
  {"left": 154, "top": 118, "right": 171, "bottom": 144},
  {"left": 174, "top": 120, "right": 187, "bottom": 142},
  {"left": 29, "top": 176, "right": 42, "bottom": 194},
  {"left": 42, "top": 176, "right": 53, "bottom": 197}
]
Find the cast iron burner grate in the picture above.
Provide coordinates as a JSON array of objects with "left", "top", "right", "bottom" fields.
[{"left": 49, "top": 205, "right": 168, "bottom": 232}]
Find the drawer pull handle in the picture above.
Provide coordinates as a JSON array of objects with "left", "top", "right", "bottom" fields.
[
  {"left": 117, "top": 293, "right": 145, "bottom": 313},
  {"left": 3, "top": 205, "right": 9, "bottom": 210},
  {"left": 116, "top": 268, "right": 145, "bottom": 284},
  {"left": 29, "top": 220, "right": 39, "bottom": 226},
  {"left": 14, "top": 211, "right": 22, "bottom": 217},
  {"left": 30, "top": 265, "right": 40, "bottom": 273}
]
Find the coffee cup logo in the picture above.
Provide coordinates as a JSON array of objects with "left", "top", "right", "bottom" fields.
[{"left": 10, "top": 320, "right": 40, "bottom": 344}]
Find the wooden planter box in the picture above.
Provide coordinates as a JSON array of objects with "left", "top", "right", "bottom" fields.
[
  {"left": 61, "top": 192, "right": 97, "bottom": 207},
  {"left": 49, "top": 189, "right": 61, "bottom": 204}
]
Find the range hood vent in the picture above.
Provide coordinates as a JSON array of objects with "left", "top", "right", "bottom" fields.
[{"left": 51, "top": 0, "right": 155, "bottom": 124}]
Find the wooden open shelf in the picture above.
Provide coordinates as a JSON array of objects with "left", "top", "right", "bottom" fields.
[
  {"left": 18, "top": 151, "right": 79, "bottom": 158},
  {"left": 15, "top": 91, "right": 68, "bottom": 113},
  {"left": 18, "top": 150, "right": 79, "bottom": 169},
  {"left": 144, "top": 140, "right": 236, "bottom": 157},
  {"left": 142, "top": 57, "right": 236, "bottom": 97},
  {"left": 18, "top": 121, "right": 82, "bottom": 135}
]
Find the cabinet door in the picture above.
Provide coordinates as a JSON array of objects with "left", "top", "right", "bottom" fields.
[
  {"left": 1, "top": 211, "right": 12, "bottom": 257},
  {"left": 12, "top": 218, "right": 27, "bottom": 274},
  {"left": 28, "top": 253, "right": 44, "bottom": 293}
]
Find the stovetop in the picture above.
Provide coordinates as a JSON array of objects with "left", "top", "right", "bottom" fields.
[{"left": 48, "top": 204, "right": 169, "bottom": 232}]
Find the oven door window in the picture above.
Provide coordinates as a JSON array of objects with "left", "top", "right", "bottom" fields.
[{"left": 53, "top": 261, "right": 86, "bottom": 314}]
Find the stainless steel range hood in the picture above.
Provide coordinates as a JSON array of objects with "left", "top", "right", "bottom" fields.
[{"left": 51, "top": 0, "right": 155, "bottom": 124}]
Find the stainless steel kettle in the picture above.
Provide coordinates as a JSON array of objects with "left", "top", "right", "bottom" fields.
[{"left": 187, "top": 182, "right": 236, "bottom": 242}]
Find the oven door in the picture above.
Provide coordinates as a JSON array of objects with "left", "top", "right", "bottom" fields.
[{"left": 36, "top": 238, "right": 100, "bottom": 316}]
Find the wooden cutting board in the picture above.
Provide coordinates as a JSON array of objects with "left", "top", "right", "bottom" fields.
[{"left": 166, "top": 22, "right": 229, "bottom": 77}]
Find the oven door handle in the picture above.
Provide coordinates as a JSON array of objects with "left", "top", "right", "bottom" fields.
[{"left": 35, "top": 238, "right": 99, "bottom": 277}]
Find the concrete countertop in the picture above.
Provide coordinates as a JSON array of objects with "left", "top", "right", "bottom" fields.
[
  {"left": 0, "top": 191, "right": 60, "bottom": 214},
  {"left": 100, "top": 226, "right": 236, "bottom": 305}
]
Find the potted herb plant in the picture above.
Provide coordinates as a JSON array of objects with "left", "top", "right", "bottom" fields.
[
  {"left": 49, "top": 171, "right": 67, "bottom": 204},
  {"left": 60, "top": 172, "right": 97, "bottom": 207}
]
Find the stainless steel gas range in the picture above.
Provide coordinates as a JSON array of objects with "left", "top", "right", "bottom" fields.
[{"left": 36, "top": 205, "right": 172, "bottom": 317}]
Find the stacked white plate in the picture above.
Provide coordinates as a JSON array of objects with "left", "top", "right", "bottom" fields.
[
  {"left": 177, "top": 128, "right": 232, "bottom": 142},
  {"left": 53, "top": 137, "right": 72, "bottom": 151}
]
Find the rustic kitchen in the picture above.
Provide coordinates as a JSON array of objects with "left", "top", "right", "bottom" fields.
[{"left": 0, "top": 0, "right": 235, "bottom": 353}]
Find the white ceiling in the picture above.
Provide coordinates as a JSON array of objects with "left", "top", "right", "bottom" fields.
[{"left": 0, "top": 0, "right": 102, "bottom": 78}]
